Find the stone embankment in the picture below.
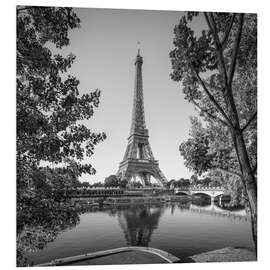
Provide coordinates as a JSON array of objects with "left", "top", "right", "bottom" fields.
[
  {"left": 71, "top": 195, "right": 190, "bottom": 210},
  {"left": 37, "top": 246, "right": 256, "bottom": 266}
]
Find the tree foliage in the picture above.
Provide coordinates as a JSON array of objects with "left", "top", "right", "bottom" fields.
[
  {"left": 17, "top": 6, "right": 106, "bottom": 199},
  {"left": 17, "top": 202, "right": 79, "bottom": 266},
  {"left": 104, "top": 175, "right": 119, "bottom": 187},
  {"left": 180, "top": 117, "right": 240, "bottom": 178},
  {"left": 170, "top": 12, "right": 256, "bottom": 185},
  {"left": 104, "top": 174, "right": 128, "bottom": 188}
]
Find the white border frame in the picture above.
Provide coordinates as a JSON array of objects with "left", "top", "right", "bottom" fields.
[{"left": 1, "top": 1, "right": 268, "bottom": 269}]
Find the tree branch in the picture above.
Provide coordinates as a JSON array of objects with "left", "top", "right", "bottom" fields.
[
  {"left": 204, "top": 12, "right": 220, "bottom": 47},
  {"left": 209, "top": 13, "right": 220, "bottom": 42},
  {"left": 193, "top": 69, "right": 233, "bottom": 128},
  {"left": 203, "top": 81, "right": 224, "bottom": 93},
  {"left": 252, "top": 162, "right": 257, "bottom": 175},
  {"left": 228, "top": 14, "right": 244, "bottom": 87},
  {"left": 191, "top": 99, "right": 229, "bottom": 127},
  {"left": 204, "top": 12, "right": 229, "bottom": 87},
  {"left": 220, "top": 14, "right": 236, "bottom": 49},
  {"left": 241, "top": 111, "right": 257, "bottom": 133},
  {"left": 215, "top": 167, "right": 242, "bottom": 178}
]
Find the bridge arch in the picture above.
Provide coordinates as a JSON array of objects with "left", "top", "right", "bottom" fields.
[
  {"left": 175, "top": 191, "right": 189, "bottom": 196},
  {"left": 191, "top": 192, "right": 212, "bottom": 200},
  {"left": 192, "top": 192, "right": 211, "bottom": 196}
]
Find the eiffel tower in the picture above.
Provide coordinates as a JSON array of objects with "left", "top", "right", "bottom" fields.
[{"left": 117, "top": 49, "right": 167, "bottom": 187}]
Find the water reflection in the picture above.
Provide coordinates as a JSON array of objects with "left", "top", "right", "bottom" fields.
[
  {"left": 117, "top": 205, "right": 165, "bottom": 246},
  {"left": 18, "top": 201, "right": 252, "bottom": 266},
  {"left": 17, "top": 205, "right": 80, "bottom": 266}
]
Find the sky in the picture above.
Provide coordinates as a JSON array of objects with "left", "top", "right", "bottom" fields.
[{"left": 56, "top": 8, "right": 207, "bottom": 184}]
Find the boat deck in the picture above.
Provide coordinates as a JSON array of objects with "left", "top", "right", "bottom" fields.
[
  {"left": 37, "top": 246, "right": 180, "bottom": 266},
  {"left": 70, "top": 250, "right": 167, "bottom": 265}
]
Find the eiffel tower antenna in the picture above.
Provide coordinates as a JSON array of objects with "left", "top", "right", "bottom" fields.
[
  {"left": 137, "top": 41, "right": 141, "bottom": 55},
  {"left": 117, "top": 50, "right": 167, "bottom": 188}
]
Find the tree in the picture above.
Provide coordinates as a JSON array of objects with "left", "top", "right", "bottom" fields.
[
  {"left": 17, "top": 6, "right": 106, "bottom": 199},
  {"left": 104, "top": 175, "right": 129, "bottom": 188},
  {"left": 170, "top": 12, "right": 257, "bottom": 247},
  {"left": 17, "top": 202, "right": 79, "bottom": 266},
  {"left": 132, "top": 181, "right": 143, "bottom": 188},
  {"left": 104, "top": 175, "right": 119, "bottom": 187},
  {"left": 190, "top": 174, "right": 198, "bottom": 186},
  {"left": 81, "top": 181, "right": 91, "bottom": 188},
  {"left": 176, "top": 178, "right": 190, "bottom": 188},
  {"left": 167, "top": 179, "right": 176, "bottom": 189},
  {"left": 180, "top": 117, "right": 241, "bottom": 179},
  {"left": 201, "top": 177, "right": 212, "bottom": 187},
  {"left": 92, "top": 182, "right": 104, "bottom": 188},
  {"left": 119, "top": 179, "right": 128, "bottom": 189},
  {"left": 16, "top": 6, "right": 106, "bottom": 263}
]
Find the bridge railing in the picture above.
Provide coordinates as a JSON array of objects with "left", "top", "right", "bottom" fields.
[{"left": 174, "top": 186, "right": 225, "bottom": 192}]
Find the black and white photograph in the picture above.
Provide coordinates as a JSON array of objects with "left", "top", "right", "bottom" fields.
[{"left": 14, "top": 1, "right": 259, "bottom": 267}]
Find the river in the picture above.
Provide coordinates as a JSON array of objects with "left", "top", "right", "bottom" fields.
[{"left": 20, "top": 202, "right": 254, "bottom": 265}]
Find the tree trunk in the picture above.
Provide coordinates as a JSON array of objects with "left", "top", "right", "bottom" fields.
[
  {"left": 222, "top": 78, "right": 257, "bottom": 252},
  {"left": 232, "top": 128, "right": 257, "bottom": 253}
]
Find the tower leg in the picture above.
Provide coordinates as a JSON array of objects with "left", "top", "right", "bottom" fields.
[
  {"left": 152, "top": 168, "right": 167, "bottom": 187},
  {"left": 118, "top": 168, "right": 132, "bottom": 186},
  {"left": 139, "top": 173, "right": 150, "bottom": 186}
]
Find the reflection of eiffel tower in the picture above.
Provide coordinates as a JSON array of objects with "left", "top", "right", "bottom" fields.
[
  {"left": 118, "top": 205, "right": 164, "bottom": 246},
  {"left": 117, "top": 50, "right": 167, "bottom": 187}
]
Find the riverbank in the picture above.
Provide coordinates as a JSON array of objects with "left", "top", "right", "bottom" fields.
[
  {"left": 37, "top": 246, "right": 256, "bottom": 266},
  {"left": 71, "top": 195, "right": 190, "bottom": 210},
  {"left": 188, "top": 247, "right": 256, "bottom": 262},
  {"left": 72, "top": 247, "right": 257, "bottom": 264}
]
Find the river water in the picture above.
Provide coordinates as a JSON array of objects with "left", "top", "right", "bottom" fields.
[{"left": 22, "top": 202, "right": 254, "bottom": 265}]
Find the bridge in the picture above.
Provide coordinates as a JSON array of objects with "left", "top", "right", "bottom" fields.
[{"left": 174, "top": 186, "right": 228, "bottom": 203}]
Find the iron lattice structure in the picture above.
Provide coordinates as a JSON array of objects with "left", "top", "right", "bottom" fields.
[{"left": 117, "top": 50, "right": 167, "bottom": 187}]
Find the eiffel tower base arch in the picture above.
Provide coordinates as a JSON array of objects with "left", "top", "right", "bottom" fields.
[{"left": 117, "top": 159, "right": 167, "bottom": 188}]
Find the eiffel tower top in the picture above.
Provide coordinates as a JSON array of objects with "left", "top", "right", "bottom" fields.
[
  {"left": 130, "top": 49, "right": 148, "bottom": 137},
  {"left": 135, "top": 47, "right": 143, "bottom": 64}
]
